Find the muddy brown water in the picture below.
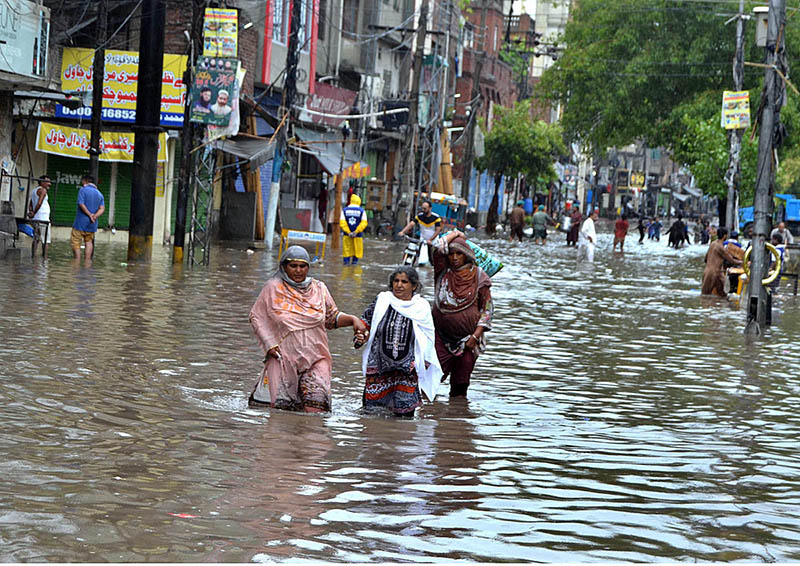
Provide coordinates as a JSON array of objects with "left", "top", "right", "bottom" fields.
[{"left": 1, "top": 232, "right": 799, "bottom": 562}]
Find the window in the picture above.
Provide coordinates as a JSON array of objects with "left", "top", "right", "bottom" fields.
[
  {"left": 493, "top": 26, "right": 497, "bottom": 52},
  {"left": 274, "top": 0, "right": 314, "bottom": 50},
  {"left": 464, "top": 25, "right": 474, "bottom": 49},
  {"left": 343, "top": 0, "right": 359, "bottom": 35},
  {"left": 298, "top": 0, "right": 310, "bottom": 48},
  {"left": 273, "top": 0, "right": 286, "bottom": 43}
]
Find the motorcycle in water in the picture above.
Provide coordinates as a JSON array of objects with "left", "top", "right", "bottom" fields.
[{"left": 401, "top": 236, "right": 430, "bottom": 266}]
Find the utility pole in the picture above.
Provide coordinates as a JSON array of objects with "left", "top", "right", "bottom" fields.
[
  {"left": 398, "top": 1, "right": 428, "bottom": 226},
  {"left": 724, "top": 0, "right": 746, "bottom": 231},
  {"left": 269, "top": 0, "right": 303, "bottom": 251},
  {"left": 88, "top": 0, "right": 107, "bottom": 180},
  {"left": 460, "top": 0, "right": 488, "bottom": 209},
  {"left": 173, "top": 0, "right": 203, "bottom": 264},
  {"left": 127, "top": 0, "right": 166, "bottom": 262},
  {"left": 745, "top": 0, "right": 786, "bottom": 336}
]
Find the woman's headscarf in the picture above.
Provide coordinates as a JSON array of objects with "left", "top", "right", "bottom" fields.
[
  {"left": 275, "top": 245, "right": 313, "bottom": 289},
  {"left": 448, "top": 236, "right": 476, "bottom": 264}
]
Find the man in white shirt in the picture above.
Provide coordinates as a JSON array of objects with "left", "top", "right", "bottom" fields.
[
  {"left": 770, "top": 221, "right": 794, "bottom": 245},
  {"left": 578, "top": 208, "right": 599, "bottom": 263}
]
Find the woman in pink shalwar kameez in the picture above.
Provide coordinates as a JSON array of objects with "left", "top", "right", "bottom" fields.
[{"left": 249, "top": 246, "right": 366, "bottom": 412}]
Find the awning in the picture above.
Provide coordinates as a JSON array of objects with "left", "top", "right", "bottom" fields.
[
  {"left": 212, "top": 135, "right": 275, "bottom": 168},
  {"left": 294, "top": 127, "right": 371, "bottom": 178},
  {"left": 682, "top": 185, "right": 702, "bottom": 198}
]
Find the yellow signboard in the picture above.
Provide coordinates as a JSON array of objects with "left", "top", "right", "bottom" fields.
[
  {"left": 721, "top": 90, "right": 751, "bottom": 130},
  {"left": 56, "top": 47, "right": 188, "bottom": 127},
  {"left": 36, "top": 122, "right": 168, "bottom": 163},
  {"left": 203, "top": 8, "right": 238, "bottom": 57}
]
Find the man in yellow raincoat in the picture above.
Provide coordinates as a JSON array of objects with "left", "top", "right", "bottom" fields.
[{"left": 340, "top": 194, "right": 368, "bottom": 264}]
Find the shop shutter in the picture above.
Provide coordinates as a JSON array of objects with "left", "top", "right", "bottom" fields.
[
  {"left": 47, "top": 156, "right": 111, "bottom": 229},
  {"left": 113, "top": 163, "right": 132, "bottom": 230}
]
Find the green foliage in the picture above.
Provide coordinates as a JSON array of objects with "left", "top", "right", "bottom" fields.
[
  {"left": 672, "top": 103, "right": 758, "bottom": 203},
  {"left": 476, "top": 100, "right": 565, "bottom": 181},
  {"left": 538, "top": 0, "right": 800, "bottom": 149},
  {"left": 537, "top": 0, "right": 800, "bottom": 199}
]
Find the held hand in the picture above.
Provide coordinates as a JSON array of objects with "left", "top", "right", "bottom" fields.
[
  {"left": 353, "top": 326, "right": 369, "bottom": 349},
  {"left": 265, "top": 346, "right": 281, "bottom": 361},
  {"left": 352, "top": 318, "right": 368, "bottom": 334}
]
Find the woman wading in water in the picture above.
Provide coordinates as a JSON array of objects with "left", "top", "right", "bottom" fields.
[
  {"left": 249, "top": 246, "right": 366, "bottom": 412},
  {"left": 355, "top": 266, "right": 442, "bottom": 416}
]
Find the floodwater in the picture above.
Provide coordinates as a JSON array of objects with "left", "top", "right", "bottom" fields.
[{"left": 1, "top": 229, "right": 800, "bottom": 562}]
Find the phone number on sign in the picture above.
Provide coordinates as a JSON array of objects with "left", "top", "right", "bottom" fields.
[{"left": 57, "top": 106, "right": 137, "bottom": 121}]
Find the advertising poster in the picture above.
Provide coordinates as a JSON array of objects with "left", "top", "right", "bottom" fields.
[
  {"left": 36, "top": 122, "right": 167, "bottom": 163},
  {"left": 190, "top": 58, "right": 239, "bottom": 126},
  {"left": 56, "top": 47, "right": 188, "bottom": 127},
  {"left": 203, "top": 8, "right": 238, "bottom": 58},
  {"left": 721, "top": 90, "right": 750, "bottom": 130}
]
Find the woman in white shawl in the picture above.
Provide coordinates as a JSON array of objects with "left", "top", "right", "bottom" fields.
[{"left": 355, "top": 266, "right": 443, "bottom": 416}]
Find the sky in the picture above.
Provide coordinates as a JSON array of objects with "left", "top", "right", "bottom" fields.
[{"left": 519, "top": 0, "right": 537, "bottom": 17}]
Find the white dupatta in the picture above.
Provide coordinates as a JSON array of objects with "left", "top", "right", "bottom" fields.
[{"left": 362, "top": 291, "right": 443, "bottom": 402}]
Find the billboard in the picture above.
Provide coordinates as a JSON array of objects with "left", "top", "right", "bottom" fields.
[
  {"left": 0, "top": 0, "right": 50, "bottom": 78},
  {"left": 36, "top": 122, "right": 167, "bottom": 163},
  {"left": 203, "top": 8, "right": 238, "bottom": 58},
  {"left": 721, "top": 90, "right": 750, "bottom": 130},
  {"left": 55, "top": 47, "right": 188, "bottom": 127}
]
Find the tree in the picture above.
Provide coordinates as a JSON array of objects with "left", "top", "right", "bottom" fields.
[
  {"left": 475, "top": 101, "right": 565, "bottom": 234},
  {"left": 537, "top": 0, "right": 800, "bottom": 151}
]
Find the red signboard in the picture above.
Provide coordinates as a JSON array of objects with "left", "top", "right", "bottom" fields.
[{"left": 302, "top": 81, "right": 357, "bottom": 127}]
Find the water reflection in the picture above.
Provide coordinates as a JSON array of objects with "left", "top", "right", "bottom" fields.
[{"left": 1, "top": 236, "right": 800, "bottom": 561}]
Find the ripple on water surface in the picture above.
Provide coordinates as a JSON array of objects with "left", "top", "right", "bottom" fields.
[{"left": 0, "top": 236, "right": 799, "bottom": 561}]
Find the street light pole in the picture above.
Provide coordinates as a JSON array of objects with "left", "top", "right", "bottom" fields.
[{"left": 745, "top": 0, "right": 786, "bottom": 336}]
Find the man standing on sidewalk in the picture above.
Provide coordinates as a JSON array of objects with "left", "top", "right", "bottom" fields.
[{"left": 71, "top": 175, "right": 105, "bottom": 261}]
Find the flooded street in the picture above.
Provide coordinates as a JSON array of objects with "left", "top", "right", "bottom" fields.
[{"left": 2, "top": 231, "right": 800, "bottom": 562}]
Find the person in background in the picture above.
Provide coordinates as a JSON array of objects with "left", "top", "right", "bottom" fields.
[
  {"left": 724, "top": 230, "right": 745, "bottom": 293},
  {"left": 701, "top": 227, "right": 742, "bottom": 296},
  {"left": 637, "top": 215, "right": 647, "bottom": 244},
  {"left": 398, "top": 199, "right": 443, "bottom": 257},
  {"left": 578, "top": 209, "right": 599, "bottom": 263},
  {"left": 509, "top": 200, "right": 526, "bottom": 242},
  {"left": 566, "top": 206, "right": 582, "bottom": 247},
  {"left": 340, "top": 194, "right": 368, "bottom": 265},
  {"left": 613, "top": 213, "right": 629, "bottom": 252},
  {"left": 531, "top": 204, "right": 556, "bottom": 245},
  {"left": 770, "top": 221, "right": 794, "bottom": 245},
  {"left": 667, "top": 215, "right": 688, "bottom": 249},
  {"left": 769, "top": 232, "right": 787, "bottom": 293},
  {"left": 648, "top": 217, "right": 663, "bottom": 241},
  {"left": 71, "top": 175, "right": 105, "bottom": 262},
  {"left": 431, "top": 230, "right": 493, "bottom": 398},
  {"left": 355, "top": 266, "right": 442, "bottom": 416},
  {"left": 27, "top": 175, "right": 52, "bottom": 254},
  {"left": 248, "top": 246, "right": 367, "bottom": 412}
]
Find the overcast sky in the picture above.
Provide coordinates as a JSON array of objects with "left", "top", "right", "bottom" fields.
[{"left": 518, "top": 0, "right": 537, "bottom": 17}]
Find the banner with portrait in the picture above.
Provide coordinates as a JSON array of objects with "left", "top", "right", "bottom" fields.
[{"left": 189, "top": 58, "right": 239, "bottom": 126}]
